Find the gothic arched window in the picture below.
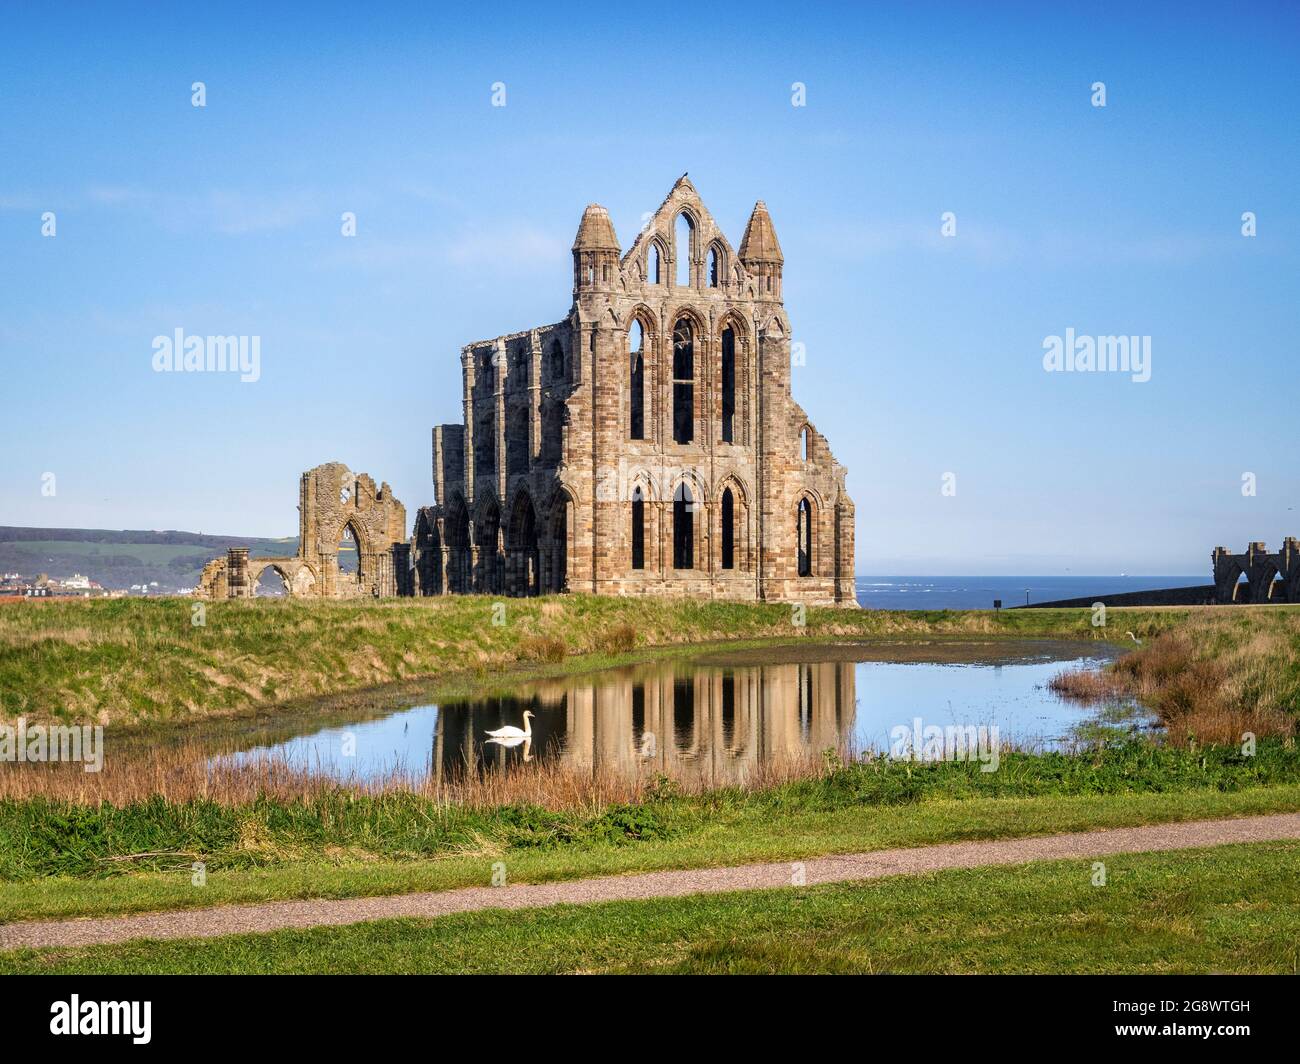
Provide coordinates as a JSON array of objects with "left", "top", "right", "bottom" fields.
[
  {"left": 721, "top": 327, "right": 736, "bottom": 444},
  {"left": 672, "top": 318, "right": 694, "bottom": 444},
  {"left": 631, "top": 486, "right": 645, "bottom": 570},
  {"left": 721, "top": 487, "right": 734, "bottom": 570},
  {"left": 629, "top": 321, "right": 645, "bottom": 440},
  {"left": 797, "top": 497, "right": 813, "bottom": 577},
  {"left": 673, "top": 483, "right": 694, "bottom": 570}
]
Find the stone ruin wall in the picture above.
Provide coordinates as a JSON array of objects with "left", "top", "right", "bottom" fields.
[{"left": 195, "top": 462, "right": 409, "bottom": 599}]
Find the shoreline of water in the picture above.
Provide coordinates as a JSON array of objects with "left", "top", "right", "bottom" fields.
[{"left": 218, "top": 638, "right": 1151, "bottom": 785}]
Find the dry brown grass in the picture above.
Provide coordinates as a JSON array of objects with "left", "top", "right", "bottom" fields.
[
  {"left": 518, "top": 634, "right": 567, "bottom": 663},
  {"left": 597, "top": 622, "right": 638, "bottom": 655},
  {"left": 0, "top": 737, "right": 843, "bottom": 810},
  {"left": 1052, "top": 618, "right": 1300, "bottom": 745},
  {"left": 1048, "top": 668, "right": 1129, "bottom": 702}
]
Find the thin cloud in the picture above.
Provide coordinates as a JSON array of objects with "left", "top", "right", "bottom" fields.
[{"left": 443, "top": 223, "right": 568, "bottom": 269}]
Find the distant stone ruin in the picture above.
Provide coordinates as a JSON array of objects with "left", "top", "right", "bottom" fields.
[
  {"left": 196, "top": 462, "right": 409, "bottom": 599},
  {"left": 1212, "top": 539, "right": 1300, "bottom": 603}
]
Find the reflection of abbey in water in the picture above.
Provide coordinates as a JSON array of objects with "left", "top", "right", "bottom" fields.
[{"left": 432, "top": 660, "right": 856, "bottom": 787}]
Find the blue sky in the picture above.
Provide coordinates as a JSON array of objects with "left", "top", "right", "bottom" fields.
[{"left": 2, "top": 0, "right": 1297, "bottom": 574}]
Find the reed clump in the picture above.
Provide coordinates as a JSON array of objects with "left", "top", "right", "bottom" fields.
[
  {"left": 518, "top": 634, "right": 567, "bottom": 663},
  {"left": 1051, "top": 616, "right": 1300, "bottom": 744},
  {"left": 598, "top": 622, "right": 638, "bottom": 655}
]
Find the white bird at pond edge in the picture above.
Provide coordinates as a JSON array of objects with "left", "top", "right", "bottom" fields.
[{"left": 485, "top": 711, "right": 534, "bottom": 740}]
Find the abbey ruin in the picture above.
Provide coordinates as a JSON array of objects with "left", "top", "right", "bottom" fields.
[
  {"left": 196, "top": 462, "right": 410, "bottom": 599},
  {"left": 197, "top": 177, "right": 856, "bottom": 605},
  {"left": 412, "top": 176, "right": 856, "bottom": 605}
]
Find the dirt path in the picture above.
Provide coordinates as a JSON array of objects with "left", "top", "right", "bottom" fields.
[{"left": 4, "top": 812, "right": 1298, "bottom": 952}]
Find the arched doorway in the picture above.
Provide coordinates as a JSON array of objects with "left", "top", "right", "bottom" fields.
[
  {"left": 545, "top": 492, "right": 573, "bottom": 593},
  {"left": 412, "top": 510, "right": 441, "bottom": 596},
  {"left": 445, "top": 498, "right": 471, "bottom": 594},
  {"left": 1233, "top": 571, "right": 1250, "bottom": 602},
  {"left": 507, "top": 492, "right": 540, "bottom": 596},
  {"left": 474, "top": 499, "right": 502, "bottom": 594},
  {"left": 254, "top": 565, "right": 289, "bottom": 598}
]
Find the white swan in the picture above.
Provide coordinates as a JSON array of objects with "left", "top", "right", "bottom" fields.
[
  {"left": 485, "top": 735, "right": 533, "bottom": 762},
  {"left": 485, "top": 710, "right": 533, "bottom": 740}
]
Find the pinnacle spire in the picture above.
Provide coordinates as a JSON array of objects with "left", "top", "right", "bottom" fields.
[
  {"left": 738, "top": 200, "right": 783, "bottom": 265},
  {"left": 572, "top": 204, "right": 620, "bottom": 252}
]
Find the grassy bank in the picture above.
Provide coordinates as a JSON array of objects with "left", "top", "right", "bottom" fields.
[
  {"left": 4, "top": 741, "right": 1299, "bottom": 923},
  {"left": 0, "top": 595, "right": 1199, "bottom": 727},
  {"left": 6, "top": 840, "right": 1297, "bottom": 974},
  {"left": 1052, "top": 609, "right": 1300, "bottom": 743}
]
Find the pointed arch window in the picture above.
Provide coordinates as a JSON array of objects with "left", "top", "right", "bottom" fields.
[
  {"left": 707, "top": 247, "right": 720, "bottom": 287},
  {"left": 338, "top": 520, "right": 362, "bottom": 577},
  {"left": 648, "top": 244, "right": 661, "bottom": 284},
  {"left": 675, "top": 213, "right": 694, "bottom": 287},
  {"left": 721, "top": 487, "right": 735, "bottom": 570},
  {"left": 629, "top": 321, "right": 645, "bottom": 440},
  {"left": 672, "top": 318, "right": 694, "bottom": 444},
  {"left": 673, "top": 483, "right": 694, "bottom": 570},
  {"left": 797, "top": 498, "right": 813, "bottom": 577},
  {"left": 721, "top": 326, "right": 736, "bottom": 444},
  {"left": 631, "top": 486, "right": 645, "bottom": 570}
]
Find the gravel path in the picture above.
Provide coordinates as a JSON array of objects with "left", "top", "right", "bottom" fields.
[{"left": 4, "top": 812, "right": 1298, "bottom": 952}]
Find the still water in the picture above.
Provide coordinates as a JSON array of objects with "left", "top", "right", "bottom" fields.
[{"left": 221, "top": 640, "right": 1148, "bottom": 786}]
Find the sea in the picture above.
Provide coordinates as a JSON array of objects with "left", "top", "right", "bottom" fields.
[{"left": 855, "top": 575, "right": 1205, "bottom": 611}]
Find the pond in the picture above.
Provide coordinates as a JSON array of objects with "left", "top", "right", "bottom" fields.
[{"left": 218, "top": 640, "right": 1152, "bottom": 786}]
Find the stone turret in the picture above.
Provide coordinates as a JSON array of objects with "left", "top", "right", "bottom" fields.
[
  {"left": 572, "top": 204, "right": 620, "bottom": 295},
  {"left": 739, "top": 200, "right": 783, "bottom": 299}
]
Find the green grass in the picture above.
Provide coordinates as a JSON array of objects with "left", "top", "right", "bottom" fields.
[
  {"left": 4, "top": 595, "right": 1298, "bottom": 963},
  {"left": 0, "top": 594, "right": 1203, "bottom": 726},
  {"left": 6, "top": 840, "right": 1297, "bottom": 974},
  {"left": 6, "top": 739, "right": 1299, "bottom": 880},
  {"left": 4, "top": 744, "right": 1299, "bottom": 924}
]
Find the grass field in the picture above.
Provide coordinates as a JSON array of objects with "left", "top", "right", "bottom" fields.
[
  {"left": 5, "top": 594, "right": 1298, "bottom": 729},
  {"left": 5, "top": 840, "right": 1296, "bottom": 974},
  {"left": 3, "top": 743, "right": 1297, "bottom": 923},
  {"left": 2, "top": 595, "right": 1298, "bottom": 974}
]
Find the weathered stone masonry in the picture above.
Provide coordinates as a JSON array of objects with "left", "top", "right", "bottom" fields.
[
  {"left": 412, "top": 176, "right": 856, "bottom": 605},
  {"left": 197, "top": 462, "right": 409, "bottom": 599},
  {"left": 1212, "top": 539, "right": 1300, "bottom": 603}
]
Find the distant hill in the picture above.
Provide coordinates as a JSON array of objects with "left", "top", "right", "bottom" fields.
[{"left": 0, "top": 527, "right": 297, "bottom": 591}]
